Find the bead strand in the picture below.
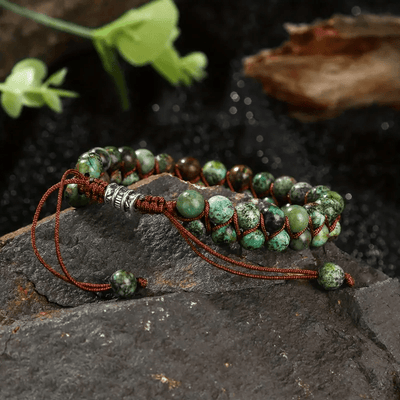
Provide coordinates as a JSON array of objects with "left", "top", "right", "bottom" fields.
[{"left": 66, "top": 146, "right": 344, "bottom": 254}]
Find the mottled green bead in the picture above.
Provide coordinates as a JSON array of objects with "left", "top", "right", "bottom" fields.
[
  {"left": 64, "top": 183, "right": 90, "bottom": 207},
  {"left": 176, "top": 190, "right": 205, "bottom": 218},
  {"left": 208, "top": 195, "right": 234, "bottom": 225},
  {"left": 186, "top": 220, "right": 206, "bottom": 238},
  {"left": 118, "top": 146, "right": 137, "bottom": 172},
  {"left": 329, "top": 221, "right": 341, "bottom": 238},
  {"left": 315, "top": 191, "right": 344, "bottom": 224},
  {"left": 212, "top": 225, "right": 237, "bottom": 244},
  {"left": 262, "top": 196, "right": 275, "bottom": 205},
  {"left": 311, "top": 225, "right": 330, "bottom": 248},
  {"left": 76, "top": 152, "right": 103, "bottom": 178},
  {"left": 306, "top": 185, "right": 330, "bottom": 203},
  {"left": 252, "top": 172, "right": 274, "bottom": 194},
  {"left": 110, "top": 169, "right": 122, "bottom": 184},
  {"left": 307, "top": 208, "right": 325, "bottom": 229},
  {"left": 236, "top": 203, "right": 260, "bottom": 230},
  {"left": 122, "top": 172, "right": 139, "bottom": 186},
  {"left": 156, "top": 153, "right": 175, "bottom": 173},
  {"left": 88, "top": 147, "right": 111, "bottom": 171},
  {"left": 283, "top": 205, "right": 309, "bottom": 233},
  {"left": 203, "top": 160, "right": 227, "bottom": 185},
  {"left": 110, "top": 270, "right": 137, "bottom": 298},
  {"left": 135, "top": 148, "right": 155, "bottom": 174},
  {"left": 266, "top": 230, "right": 290, "bottom": 252},
  {"left": 289, "top": 182, "right": 312, "bottom": 205},
  {"left": 289, "top": 230, "right": 311, "bottom": 251},
  {"left": 273, "top": 176, "right": 296, "bottom": 199},
  {"left": 320, "top": 191, "right": 345, "bottom": 213},
  {"left": 105, "top": 146, "right": 123, "bottom": 172},
  {"left": 240, "top": 230, "right": 265, "bottom": 250},
  {"left": 261, "top": 203, "right": 285, "bottom": 234},
  {"left": 317, "top": 263, "right": 345, "bottom": 290}
]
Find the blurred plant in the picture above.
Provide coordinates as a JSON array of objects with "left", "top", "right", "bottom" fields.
[
  {"left": 0, "top": 58, "right": 78, "bottom": 118},
  {"left": 0, "top": 0, "right": 208, "bottom": 112}
]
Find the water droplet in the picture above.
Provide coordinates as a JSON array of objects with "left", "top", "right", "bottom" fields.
[
  {"left": 246, "top": 111, "right": 254, "bottom": 119},
  {"left": 229, "top": 106, "right": 237, "bottom": 115},
  {"left": 256, "top": 135, "right": 263, "bottom": 143},
  {"left": 351, "top": 6, "right": 361, "bottom": 16},
  {"left": 152, "top": 104, "right": 160, "bottom": 112},
  {"left": 244, "top": 97, "right": 252, "bottom": 105},
  {"left": 381, "top": 122, "right": 389, "bottom": 130}
]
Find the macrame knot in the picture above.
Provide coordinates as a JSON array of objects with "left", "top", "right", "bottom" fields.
[
  {"left": 79, "top": 178, "right": 109, "bottom": 204},
  {"left": 135, "top": 195, "right": 175, "bottom": 214}
]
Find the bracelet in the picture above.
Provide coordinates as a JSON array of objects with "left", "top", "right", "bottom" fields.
[{"left": 31, "top": 145, "right": 355, "bottom": 300}]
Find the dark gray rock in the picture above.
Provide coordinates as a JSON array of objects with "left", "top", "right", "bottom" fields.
[{"left": 0, "top": 174, "right": 400, "bottom": 399}]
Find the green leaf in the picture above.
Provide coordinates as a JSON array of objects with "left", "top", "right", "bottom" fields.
[
  {"left": 0, "top": 58, "right": 78, "bottom": 117},
  {"left": 44, "top": 68, "right": 68, "bottom": 86},
  {"left": 1, "top": 91, "right": 24, "bottom": 118},
  {"left": 22, "top": 91, "right": 45, "bottom": 107},
  {"left": 92, "top": 0, "right": 178, "bottom": 66},
  {"left": 152, "top": 45, "right": 208, "bottom": 86},
  {"left": 42, "top": 90, "right": 62, "bottom": 112},
  {"left": 5, "top": 58, "right": 47, "bottom": 89}
]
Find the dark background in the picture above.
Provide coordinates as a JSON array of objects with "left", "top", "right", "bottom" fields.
[{"left": 1, "top": 0, "right": 399, "bottom": 278}]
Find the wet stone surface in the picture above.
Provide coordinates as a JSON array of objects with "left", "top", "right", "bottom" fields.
[{"left": 0, "top": 174, "right": 399, "bottom": 399}]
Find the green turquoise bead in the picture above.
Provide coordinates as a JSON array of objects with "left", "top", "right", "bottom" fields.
[
  {"left": 289, "top": 182, "right": 312, "bottom": 205},
  {"left": 273, "top": 176, "right": 296, "bottom": 199},
  {"left": 307, "top": 208, "right": 325, "bottom": 229},
  {"left": 236, "top": 203, "right": 260, "bottom": 230},
  {"left": 88, "top": 147, "right": 111, "bottom": 170},
  {"left": 329, "top": 221, "right": 341, "bottom": 238},
  {"left": 156, "top": 153, "right": 175, "bottom": 173},
  {"left": 320, "top": 191, "right": 345, "bottom": 213},
  {"left": 317, "top": 263, "right": 345, "bottom": 290},
  {"left": 280, "top": 204, "right": 291, "bottom": 214},
  {"left": 252, "top": 172, "right": 274, "bottom": 194},
  {"left": 122, "top": 172, "right": 139, "bottom": 186},
  {"left": 208, "top": 195, "right": 234, "bottom": 225},
  {"left": 240, "top": 229, "right": 265, "bottom": 250},
  {"left": 311, "top": 225, "right": 330, "bottom": 247},
  {"left": 315, "top": 191, "right": 344, "bottom": 225},
  {"left": 283, "top": 205, "right": 309, "bottom": 233},
  {"left": 289, "top": 230, "right": 311, "bottom": 251},
  {"left": 76, "top": 152, "right": 103, "bottom": 178},
  {"left": 105, "top": 146, "right": 123, "bottom": 171},
  {"left": 203, "top": 160, "right": 227, "bottom": 185},
  {"left": 64, "top": 183, "right": 90, "bottom": 207},
  {"left": 186, "top": 220, "right": 206, "bottom": 238},
  {"left": 110, "top": 270, "right": 137, "bottom": 298},
  {"left": 135, "top": 149, "right": 155, "bottom": 174},
  {"left": 306, "top": 185, "right": 330, "bottom": 203},
  {"left": 266, "top": 230, "right": 290, "bottom": 252},
  {"left": 212, "top": 225, "right": 237, "bottom": 244},
  {"left": 261, "top": 203, "right": 285, "bottom": 234},
  {"left": 176, "top": 190, "right": 205, "bottom": 218}
]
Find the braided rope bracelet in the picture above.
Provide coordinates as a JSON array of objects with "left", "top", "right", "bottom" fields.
[{"left": 31, "top": 145, "right": 355, "bottom": 299}]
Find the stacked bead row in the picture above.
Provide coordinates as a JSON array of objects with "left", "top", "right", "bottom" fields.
[
  {"left": 64, "top": 146, "right": 344, "bottom": 252},
  {"left": 176, "top": 190, "right": 342, "bottom": 252}
]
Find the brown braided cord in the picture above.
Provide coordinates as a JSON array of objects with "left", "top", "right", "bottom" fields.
[
  {"left": 31, "top": 165, "right": 353, "bottom": 293},
  {"left": 31, "top": 169, "right": 147, "bottom": 292}
]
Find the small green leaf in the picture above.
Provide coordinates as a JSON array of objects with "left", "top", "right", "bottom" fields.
[
  {"left": 93, "top": 0, "right": 178, "bottom": 66},
  {"left": 22, "top": 91, "right": 45, "bottom": 107},
  {"left": 5, "top": 58, "right": 47, "bottom": 89},
  {"left": 1, "top": 91, "right": 24, "bottom": 118},
  {"left": 44, "top": 68, "right": 68, "bottom": 86},
  {"left": 42, "top": 90, "right": 62, "bottom": 112}
]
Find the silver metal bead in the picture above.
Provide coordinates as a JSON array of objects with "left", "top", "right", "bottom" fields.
[{"left": 104, "top": 183, "right": 143, "bottom": 213}]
